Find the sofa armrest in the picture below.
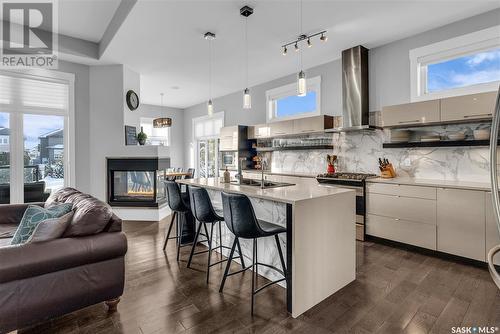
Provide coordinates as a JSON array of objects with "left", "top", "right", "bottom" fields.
[
  {"left": 0, "top": 232, "right": 127, "bottom": 283},
  {"left": 0, "top": 203, "right": 44, "bottom": 225}
]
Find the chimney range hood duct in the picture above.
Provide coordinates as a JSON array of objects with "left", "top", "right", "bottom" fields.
[{"left": 329, "top": 45, "right": 379, "bottom": 132}]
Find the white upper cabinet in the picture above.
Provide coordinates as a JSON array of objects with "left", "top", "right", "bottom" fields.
[
  {"left": 440, "top": 91, "right": 496, "bottom": 122},
  {"left": 437, "top": 188, "right": 486, "bottom": 261},
  {"left": 381, "top": 100, "right": 440, "bottom": 127},
  {"left": 248, "top": 124, "right": 270, "bottom": 139}
]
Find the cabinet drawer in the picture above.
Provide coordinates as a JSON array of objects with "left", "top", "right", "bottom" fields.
[
  {"left": 366, "top": 214, "right": 436, "bottom": 250},
  {"left": 366, "top": 183, "right": 436, "bottom": 200},
  {"left": 382, "top": 100, "right": 440, "bottom": 127},
  {"left": 367, "top": 193, "right": 436, "bottom": 225},
  {"left": 441, "top": 92, "right": 496, "bottom": 122},
  {"left": 292, "top": 116, "right": 332, "bottom": 134}
]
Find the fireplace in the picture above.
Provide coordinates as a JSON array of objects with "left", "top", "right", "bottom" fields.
[{"left": 107, "top": 157, "right": 170, "bottom": 207}]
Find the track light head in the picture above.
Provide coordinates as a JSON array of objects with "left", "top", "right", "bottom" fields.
[
  {"left": 320, "top": 33, "right": 327, "bottom": 42},
  {"left": 307, "top": 38, "right": 312, "bottom": 48},
  {"left": 294, "top": 42, "right": 299, "bottom": 52},
  {"left": 282, "top": 46, "right": 287, "bottom": 55}
]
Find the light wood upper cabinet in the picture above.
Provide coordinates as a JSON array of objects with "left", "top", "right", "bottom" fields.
[
  {"left": 270, "top": 120, "right": 293, "bottom": 137},
  {"left": 437, "top": 188, "right": 486, "bottom": 261},
  {"left": 381, "top": 100, "right": 440, "bottom": 127},
  {"left": 485, "top": 192, "right": 500, "bottom": 266},
  {"left": 248, "top": 124, "right": 270, "bottom": 139},
  {"left": 293, "top": 115, "right": 334, "bottom": 134},
  {"left": 219, "top": 126, "right": 239, "bottom": 151},
  {"left": 440, "top": 91, "right": 496, "bottom": 122}
]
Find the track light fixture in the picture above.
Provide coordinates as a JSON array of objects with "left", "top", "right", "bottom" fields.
[
  {"left": 240, "top": 5, "right": 253, "bottom": 109},
  {"left": 204, "top": 32, "right": 216, "bottom": 116},
  {"left": 280, "top": 30, "right": 327, "bottom": 54}
]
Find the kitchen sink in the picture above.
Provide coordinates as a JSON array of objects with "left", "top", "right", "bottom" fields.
[{"left": 230, "top": 179, "right": 295, "bottom": 189}]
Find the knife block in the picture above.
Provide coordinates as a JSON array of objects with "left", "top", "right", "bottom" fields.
[{"left": 380, "top": 164, "right": 396, "bottom": 178}]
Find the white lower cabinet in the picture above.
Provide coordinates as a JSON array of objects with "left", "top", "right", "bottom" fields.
[
  {"left": 485, "top": 192, "right": 500, "bottom": 265},
  {"left": 366, "top": 214, "right": 436, "bottom": 250},
  {"left": 437, "top": 188, "right": 485, "bottom": 262}
]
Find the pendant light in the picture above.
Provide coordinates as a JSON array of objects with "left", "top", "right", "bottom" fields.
[
  {"left": 204, "top": 32, "right": 216, "bottom": 116},
  {"left": 153, "top": 93, "right": 172, "bottom": 128},
  {"left": 241, "top": 6, "right": 253, "bottom": 109},
  {"left": 297, "top": 0, "right": 306, "bottom": 97}
]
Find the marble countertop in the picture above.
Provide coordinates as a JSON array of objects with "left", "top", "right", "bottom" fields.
[
  {"left": 242, "top": 169, "right": 317, "bottom": 178},
  {"left": 178, "top": 177, "right": 354, "bottom": 204},
  {"left": 367, "top": 177, "right": 493, "bottom": 191}
]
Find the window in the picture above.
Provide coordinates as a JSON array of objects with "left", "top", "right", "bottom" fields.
[
  {"left": 0, "top": 70, "right": 74, "bottom": 203},
  {"left": 410, "top": 26, "right": 500, "bottom": 101},
  {"left": 192, "top": 112, "right": 224, "bottom": 178},
  {"left": 139, "top": 117, "right": 170, "bottom": 146},
  {"left": 266, "top": 76, "right": 321, "bottom": 122}
]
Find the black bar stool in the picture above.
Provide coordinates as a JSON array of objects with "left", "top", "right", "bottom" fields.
[
  {"left": 187, "top": 186, "right": 245, "bottom": 283},
  {"left": 163, "top": 180, "right": 194, "bottom": 261},
  {"left": 219, "top": 192, "right": 287, "bottom": 315}
]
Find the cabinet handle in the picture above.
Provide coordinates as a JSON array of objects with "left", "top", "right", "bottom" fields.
[
  {"left": 463, "top": 113, "right": 492, "bottom": 118},
  {"left": 394, "top": 218, "right": 400, "bottom": 221},
  {"left": 301, "top": 129, "right": 315, "bottom": 132},
  {"left": 274, "top": 131, "right": 286, "bottom": 134},
  {"left": 398, "top": 120, "right": 421, "bottom": 124}
]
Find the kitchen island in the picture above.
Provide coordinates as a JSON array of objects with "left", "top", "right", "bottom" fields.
[{"left": 178, "top": 177, "right": 356, "bottom": 317}]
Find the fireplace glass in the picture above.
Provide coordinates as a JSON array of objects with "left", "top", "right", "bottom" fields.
[{"left": 107, "top": 158, "right": 169, "bottom": 207}]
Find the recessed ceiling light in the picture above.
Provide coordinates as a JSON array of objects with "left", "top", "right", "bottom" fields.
[{"left": 170, "top": 86, "right": 180, "bottom": 90}]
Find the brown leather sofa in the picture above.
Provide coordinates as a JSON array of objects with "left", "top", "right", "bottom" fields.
[{"left": 0, "top": 188, "right": 128, "bottom": 333}]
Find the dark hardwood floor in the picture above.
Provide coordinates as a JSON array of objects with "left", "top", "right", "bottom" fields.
[{"left": 20, "top": 217, "right": 500, "bottom": 334}]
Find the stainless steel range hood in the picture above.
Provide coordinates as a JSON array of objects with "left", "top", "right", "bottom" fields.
[{"left": 327, "top": 45, "right": 380, "bottom": 132}]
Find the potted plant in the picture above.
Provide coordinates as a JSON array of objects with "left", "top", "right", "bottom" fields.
[{"left": 137, "top": 127, "right": 147, "bottom": 145}]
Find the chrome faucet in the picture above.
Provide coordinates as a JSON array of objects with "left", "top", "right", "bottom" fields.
[{"left": 260, "top": 156, "right": 267, "bottom": 189}]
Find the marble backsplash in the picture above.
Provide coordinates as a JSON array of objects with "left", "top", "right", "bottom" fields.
[{"left": 268, "top": 123, "right": 495, "bottom": 182}]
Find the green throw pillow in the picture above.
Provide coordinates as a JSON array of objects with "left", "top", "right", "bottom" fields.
[{"left": 11, "top": 203, "right": 73, "bottom": 245}]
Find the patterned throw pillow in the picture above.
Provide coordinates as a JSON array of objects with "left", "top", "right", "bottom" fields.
[{"left": 10, "top": 203, "right": 73, "bottom": 245}]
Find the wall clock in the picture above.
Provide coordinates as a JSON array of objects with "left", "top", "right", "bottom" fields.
[{"left": 126, "top": 90, "right": 139, "bottom": 111}]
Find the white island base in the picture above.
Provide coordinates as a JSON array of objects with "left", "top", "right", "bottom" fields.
[{"left": 179, "top": 178, "right": 356, "bottom": 318}]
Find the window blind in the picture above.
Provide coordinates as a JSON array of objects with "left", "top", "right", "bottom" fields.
[
  {"left": 193, "top": 113, "right": 223, "bottom": 139},
  {"left": 0, "top": 74, "right": 69, "bottom": 112}
]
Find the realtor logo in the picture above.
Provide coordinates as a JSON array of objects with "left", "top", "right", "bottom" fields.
[{"left": 1, "top": 0, "right": 58, "bottom": 68}]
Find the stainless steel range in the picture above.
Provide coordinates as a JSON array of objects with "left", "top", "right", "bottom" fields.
[{"left": 316, "top": 172, "right": 376, "bottom": 241}]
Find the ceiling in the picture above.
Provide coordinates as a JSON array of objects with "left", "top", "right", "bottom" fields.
[
  {"left": 58, "top": 0, "right": 121, "bottom": 43},
  {"left": 93, "top": 1, "right": 500, "bottom": 108}
]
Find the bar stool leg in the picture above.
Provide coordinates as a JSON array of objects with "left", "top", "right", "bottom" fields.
[
  {"left": 218, "top": 221, "right": 223, "bottom": 260},
  {"left": 236, "top": 238, "right": 246, "bottom": 269},
  {"left": 251, "top": 238, "right": 256, "bottom": 315},
  {"left": 206, "top": 223, "right": 214, "bottom": 284},
  {"left": 219, "top": 238, "right": 237, "bottom": 293},
  {"left": 176, "top": 213, "right": 184, "bottom": 262},
  {"left": 163, "top": 211, "right": 177, "bottom": 250},
  {"left": 275, "top": 235, "right": 286, "bottom": 275},
  {"left": 187, "top": 221, "right": 203, "bottom": 268}
]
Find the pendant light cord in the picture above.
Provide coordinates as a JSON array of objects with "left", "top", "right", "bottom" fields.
[
  {"left": 209, "top": 38, "right": 212, "bottom": 100},
  {"left": 245, "top": 16, "right": 248, "bottom": 88},
  {"left": 298, "top": 0, "right": 303, "bottom": 71}
]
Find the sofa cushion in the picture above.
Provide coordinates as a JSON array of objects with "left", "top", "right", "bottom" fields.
[
  {"left": 46, "top": 188, "right": 115, "bottom": 237},
  {"left": 27, "top": 211, "right": 74, "bottom": 243},
  {"left": 10, "top": 203, "right": 73, "bottom": 245},
  {"left": 0, "top": 224, "right": 17, "bottom": 239},
  {"left": 0, "top": 238, "right": 12, "bottom": 248}
]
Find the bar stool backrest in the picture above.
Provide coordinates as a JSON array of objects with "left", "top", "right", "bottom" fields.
[
  {"left": 189, "top": 186, "right": 219, "bottom": 223},
  {"left": 165, "top": 180, "right": 188, "bottom": 212},
  {"left": 221, "top": 192, "right": 262, "bottom": 239}
]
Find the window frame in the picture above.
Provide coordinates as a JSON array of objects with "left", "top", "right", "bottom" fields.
[
  {"left": 0, "top": 69, "right": 75, "bottom": 203},
  {"left": 266, "top": 76, "right": 321, "bottom": 123},
  {"left": 192, "top": 111, "right": 224, "bottom": 178},
  {"left": 410, "top": 25, "right": 500, "bottom": 102}
]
